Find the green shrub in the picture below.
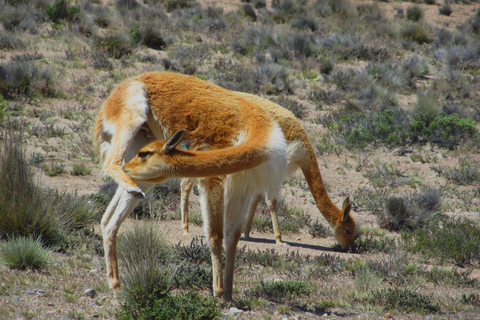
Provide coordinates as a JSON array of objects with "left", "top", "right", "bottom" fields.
[
  {"left": 275, "top": 96, "right": 308, "bottom": 119},
  {"left": 118, "top": 290, "right": 221, "bottom": 320},
  {"left": 371, "top": 287, "right": 440, "bottom": 313},
  {"left": 0, "top": 236, "right": 51, "bottom": 270},
  {"left": 0, "top": 123, "right": 98, "bottom": 247},
  {"left": 175, "top": 236, "right": 211, "bottom": 265},
  {"left": 0, "top": 34, "right": 24, "bottom": 50},
  {"left": 308, "top": 219, "right": 331, "bottom": 238},
  {"left": 354, "top": 235, "right": 396, "bottom": 253},
  {"left": 0, "top": 94, "right": 6, "bottom": 120},
  {"left": 0, "top": 62, "right": 58, "bottom": 98},
  {"left": 71, "top": 161, "right": 92, "bottom": 176},
  {"left": 94, "top": 34, "right": 134, "bottom": 59},
  {"left": 248, "top": 280, "right": 310, "bottom": 302},
  {"left": 236, "top": 247, "right": 282, "bottom": 268},
  {"left": 174, "top": 263, "right": 212, "bottom": 289},
  {"left": 406, "top": 5, "right": 424, "bottom": 21},
  {"left": 443, "top": 165, "right": 480, "bottom": 185},
  {"left": 439, "top": 1, "right": 452, "bottom": 16},
  {"left": 424, "top": 266, "right": 478, "bottom": 288},
  {"left": 403, "top": 216, "right": 480, "bottom": 267},
  {"left": 46, "top": 0, "right": 81, "bottom": 23},
  {"left": 401, "top": 23, "right": 434, "bottom": 44}
]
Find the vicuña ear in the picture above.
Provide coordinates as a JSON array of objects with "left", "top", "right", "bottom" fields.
[
  {"left": 342, "top": 197, "right": 351, "bottom": 222},
  {"left": 161, "top": 129, "right": 187, "bottom": 155}
]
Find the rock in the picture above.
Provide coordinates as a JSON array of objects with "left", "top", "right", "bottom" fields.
[
  {"left": 84, "top": 288, "right": 97, "bottom": 298},
  {"left": 90, "top": 268, "right": 100, "bottom": 274},
  {"left": 229, "top": 307, "right": 242, "bottom": 314}
]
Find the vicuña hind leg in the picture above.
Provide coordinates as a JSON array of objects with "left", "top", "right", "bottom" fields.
[
  {"left": 243, "top": 194, "right": 261, "bottom": 240},
  {"left": 180, "top": 178, "right": 195, "bottom": 236},
  {"left": 101, "top": 184, "right": 152, "bottom": 290},
  {"left": 243, "top": 195, "right": 286, "bottom": 246},
  {"left": 198, "top": 177, "right": 224, "bottom": 298},
  {"left": 268, "top": 198, "right": 286, "bottom": 246}
]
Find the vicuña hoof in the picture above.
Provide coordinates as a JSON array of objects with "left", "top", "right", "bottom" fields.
[{"left": 127, "top": 187, "right": 145, "bottom": 199}]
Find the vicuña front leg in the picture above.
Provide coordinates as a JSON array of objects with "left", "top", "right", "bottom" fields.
[
  {"left": 198, "top": 178, "right": 224, "bottom": 298},
  {"left": 101, "top": 185, "right": 151, "bottom": 290},
  {"left": 224, "top": 193, "right": 252, "bottom": 301}
]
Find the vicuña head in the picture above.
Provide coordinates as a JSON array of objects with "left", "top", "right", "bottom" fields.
[{"left": 124, "top": 129, "right": 270, "bottom": 184}]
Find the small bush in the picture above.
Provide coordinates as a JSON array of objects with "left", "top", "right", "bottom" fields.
[
  {"left": 94, "top": 34, "right": 134, "bottom": 59},
  {"left": 118, "top": 290, "right": 221, "bottom": 320},
  {"left": 308, "top": 219, "right": 331, "bottom": 238},
  {"left": 0, "top": 34, "right": 24, "bottom": 50},
  {"left": 71, "top": 161, "right": 92, "bottom": 176},
  {"left": 371, "top": 287, "right": 440, "bottom": 313},
  {"left": 443, "top": 166, "right": 480, "bottom": 185},
  {"left": 275, "top": 96, "right": 308, "bottom": 119},
  {"left": 248, "top": 280, "right": 310, "bottom": 302},
  {"left": 406, "top": 5, "right": 424, "bottom": 21},
  {"left": 0, "top": 124, "right": 98, "bottom": 247},
  {"left": 401, "top": 23, "right": 434, "bottom": 44},
  {"left": 46, "top": 0, "right": 81, "bottom": 23},
  {"left": 379, "top": 189, "right": 441, "bottom": 231},
  {"left": 0, "top": 236, "right": 51, "bottom": 270},
  {"left": 403, "top": 216, "right": 480, "bottom": 267},
  {"left": 354, "top": 235, "right": 396, "bottom": 253},
  {"left": 174, "top": 263, "right": 212, "bottom": 289},
  {"left": 175, "top": 236, "right": 211, "bottom": 265},
  {"left": 439, "top": 1, "right": 452, "bottom": 16},
  {"left": 0, "top": 62, "right": 58, "bottom": 98},
  {"left": 236, "top": 247, "right": 282, "bottom": 268}
]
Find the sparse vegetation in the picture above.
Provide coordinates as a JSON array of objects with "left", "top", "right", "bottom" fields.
[{"left": 1, "top": 0, "right": 480, "bottom": 318}]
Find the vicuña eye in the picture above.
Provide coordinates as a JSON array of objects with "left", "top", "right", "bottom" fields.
[
  {"left": 138, "top": 151, "right": 150, "bottom": 158},
  {"left": 345, "top": 229, "right": 353, "bottom": 236}
]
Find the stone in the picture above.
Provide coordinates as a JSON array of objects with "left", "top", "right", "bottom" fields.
[{"left": 84, "top": 288, "right": 97, "bottom": 298}]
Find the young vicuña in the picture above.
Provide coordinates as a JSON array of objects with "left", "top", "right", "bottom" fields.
[
  {"left": 179, "top": 92, "right": 356, "bottom": 247},
  {"left": 94, "top": 72, "right": 287, "bottom": 300}
]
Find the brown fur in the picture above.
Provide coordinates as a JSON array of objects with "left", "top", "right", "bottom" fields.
[
  {"left": 94, "top": 72, "right": 287, "bottom": 301},
  {"left": 182, "top": 91, "right": 356, "bottom": 248}
]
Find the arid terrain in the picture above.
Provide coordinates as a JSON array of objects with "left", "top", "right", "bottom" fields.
[{"left": 0, "top": 0, "right": 479, "bottom": 319}]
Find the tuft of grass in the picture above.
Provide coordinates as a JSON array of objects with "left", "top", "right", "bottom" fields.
[
  {"left": 118, "top": 221, "right": 173, "bottom": 267},
  {"left": 0, "top": 236, "right": 51, "bottom": 270},
  {"left": 406, "top": 5, "right": 424, "bottom": 22}
]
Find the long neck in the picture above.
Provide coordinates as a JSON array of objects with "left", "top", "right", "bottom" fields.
[
  {"left": 300, "top": 142, "right": 342, "bottom": 227},
  {"left": 169, "top": 139, "right": 268, "bottom": 179}
]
